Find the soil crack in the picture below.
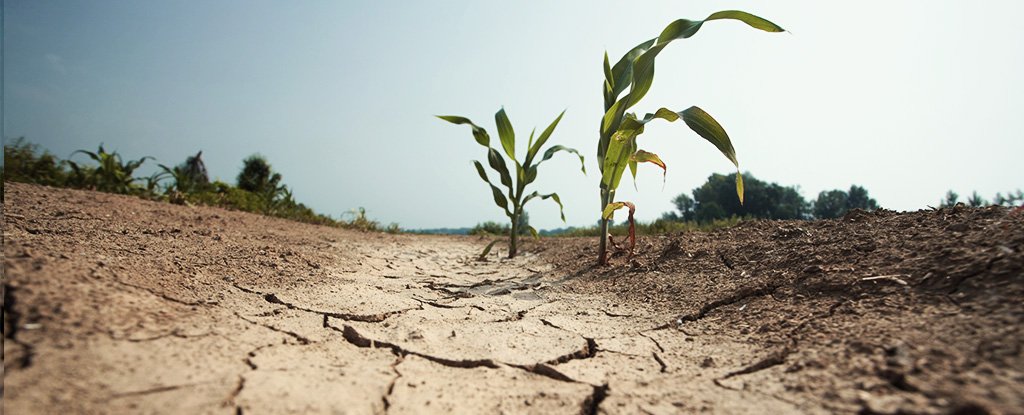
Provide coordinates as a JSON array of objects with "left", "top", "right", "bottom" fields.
[
  {"left": 332, "top": 321, "right": 500, "bottom": 369},
  {"left": 234, "top": 312, "right": 311, "bottom": 345},
  {"left": 333, "top": 320, "right": 595, "bottom": 388},
  {"left": 108, "top": 381, "right": 216, "bottom": 399},
  {"left": 383, "top": 355, "right": 404, "bottom": 413},
  {"left": 673, "top": 284, "right": 781, "bottom": 326},
  {"left": 714, "top": 347, "right": 791, "bottom": 388},
  {"left": 232, "top": 283, "right": 416, "bottom": 323},
  {"left": 581, "top": 383, "right": 609, "bottom": 415},
  {"left": 111, "top": 276, "right": 205, "bottom": 307}
]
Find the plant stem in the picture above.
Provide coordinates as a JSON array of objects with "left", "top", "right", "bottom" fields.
[
  {"left": 509, "top": 210, "right": 519, "bottom": 258},
  {"left": 598, "top": 189, "right": 610, "bottom": 264}
]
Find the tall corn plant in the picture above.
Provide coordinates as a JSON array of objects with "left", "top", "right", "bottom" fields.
[
  {"left": 596, "top": 11, "right": 784, "bottom": 264},
  {"left": 439, "top": 108, "right": 585, "bottom": 258}
]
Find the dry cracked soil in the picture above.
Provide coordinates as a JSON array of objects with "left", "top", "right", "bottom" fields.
[{"left": 2, "top": 182, "right": 1023, "bottom": 414}]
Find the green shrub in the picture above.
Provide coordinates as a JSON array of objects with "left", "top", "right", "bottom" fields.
[{"left": 3, "top": 137, "right": 68, "bottom": 186}]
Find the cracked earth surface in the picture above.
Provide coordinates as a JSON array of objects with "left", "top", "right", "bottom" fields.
[{"left": 3, "top": 182, "right": 1023, "bottom": 414}]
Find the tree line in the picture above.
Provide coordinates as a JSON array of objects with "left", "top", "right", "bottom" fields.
[{"left": 661, "top": 172, "right": 877, "bottom": 223}]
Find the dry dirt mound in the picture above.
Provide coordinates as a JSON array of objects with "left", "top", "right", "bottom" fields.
[{"left": 3, "top": 182, "right": 1022, "bottom": 414}]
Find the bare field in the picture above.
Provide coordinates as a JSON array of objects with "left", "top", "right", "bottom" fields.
[{"left": 3, "top": 182, "right": 1022, "bottom": 414}]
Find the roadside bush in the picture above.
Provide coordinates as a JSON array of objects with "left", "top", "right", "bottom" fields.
[
  {"left": 4, "top": 137, "right": 68, "bottom": 186},
  {"left": 2, "top": 139, "right": 398, "bottom": 232}
]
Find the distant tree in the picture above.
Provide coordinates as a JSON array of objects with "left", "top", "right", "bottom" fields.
[
  {"left": 237, "top": 154, "right": 282, "bottom": 195},
  {"left": 669, "top": 193, "right": 696, "bottom": 222},
  {"left": 469, "top": 221, "right": 509, "bottom": 236},
  {"left": 685, "top": 172, "right": 809, "bottom": 222},
  {"left": 812, "top": 185, "right": 879, "bottom": 219},
  {"left": 813, "top": 189, "right": 849, "bottom": 219},
  {"left": 846, "top": 185, "right": 879, "bottom": 211},
  {"left": 469, "top": 213, "right": 530, "bottom": 236}
]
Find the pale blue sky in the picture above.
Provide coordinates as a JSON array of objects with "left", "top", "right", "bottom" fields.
[{"left": 4, "top": 1, "right": 1023, "bottom": 229}]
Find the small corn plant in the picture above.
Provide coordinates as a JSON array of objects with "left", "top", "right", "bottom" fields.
[
  {"left": 439, "top": 108, "right": 585, "bottom": 258},
  {"left": 67, "top": 144, "right": 153, "bottom": 194},
  {"left": 596, "top": 11, "right": 784, "bottom": 264}
]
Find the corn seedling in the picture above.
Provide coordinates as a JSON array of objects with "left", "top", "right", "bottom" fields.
[
  {"left": 439, "top": 108, "right": 585, "bottom": 258},
  {"left": 596, "top": 11, "right": 784, "bottom": 264},
  {"left": 67, "top": 144, "right": 153, "bottom": 194}
]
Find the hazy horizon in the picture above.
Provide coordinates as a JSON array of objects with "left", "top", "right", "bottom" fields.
[{"left": 5, "top": 1, "right": 1023, "bottom": 229}]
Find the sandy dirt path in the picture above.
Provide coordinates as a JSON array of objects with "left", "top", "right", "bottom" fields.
[{"left": 4, "top": 182, "right": 1023, "bottom": 414}]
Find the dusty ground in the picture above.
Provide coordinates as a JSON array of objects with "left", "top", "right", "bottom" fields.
[{"left": 3, "top": 182, "right": 1022, "bottom": 414}]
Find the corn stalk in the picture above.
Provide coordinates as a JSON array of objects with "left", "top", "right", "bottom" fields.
[
  {"left": 439, "top": 108, "right": 585, "bottom": 258},
  {"left": 596, "top": 11, "right": 784, "bottom": 265}
]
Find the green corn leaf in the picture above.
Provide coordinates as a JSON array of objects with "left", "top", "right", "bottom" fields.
[
  {"left": 524, "top": 165, "right": 538, "bottom": 186},
  {"left": 601, "top": 200, "right": 634, "bottom": 220},
  {"left": 473, "top": 161, "right": 512, "bottom": 217},
  {"left": 524, "top": 226, "right": 540, "bottom": 239},
  {"left": 706, "top": 10, "right": 786, "bottom": 32},
  {"left": 495, "top": 108, "right": 516, "bottom": 161},
  {"left": 603, "top": 52, "right": 615, "bottom": 106},
  {"left": 71, "top": 149, "right": 100, "bottom": 163},
  {"left": 526, "top": 110, "right": 565, "bottom": 167},
  {"left": 680, "top": 106, "right": 738, "bottom": 168},
  {"left": 478, "top": 239, "right": 501, "bottom": 261},
  {"left": 603, "top": 51, "right": 614, "bottom": 90},
  {"left": 538, "top": 145, "right": 585, "bottom": 174},
  {"left": 628, "top": 158, "right": 638, "bottom": 190},
  {"left": 437, "top": 115, "right": 491, "bottom": 147},
  {"left": 523, "top": 191, "right": 566, "bottom": 222},
  {"left": 526, "top": 128, "right": 536, "bottom": 153},
  {"left": 610, "top": 39, "right": 656, "bottom": 104},
  {"left": 620, "top": 11, "right": 784, "bottom": 112},
  {"left": 601, "top": 115, "right": 642, "bottom": 189},
  {"left": 486, "top": 148, "right": 514, "bottom": 193}
]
